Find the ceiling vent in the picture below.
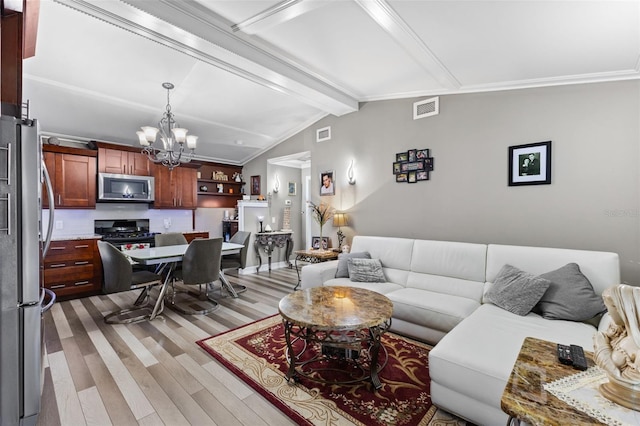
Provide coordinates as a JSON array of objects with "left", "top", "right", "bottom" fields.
[
  {"left": 316, "top": 126, "right": 331, "bottom": 142},
  {"left": 413, "top": 97, "right": 439, "bottom": 120}
]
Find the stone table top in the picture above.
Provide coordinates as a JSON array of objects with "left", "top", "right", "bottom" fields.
[
  {"left": 294, "top": 249, "right": 339, "bottom": 260},
  {"left": 501, "top": 336, "right": 603, "bottom": 425},
  {"left": 278, "top": 286, "right": 393, "bottom": 331}
]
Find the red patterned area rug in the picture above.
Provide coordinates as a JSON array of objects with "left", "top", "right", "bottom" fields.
[{"left": 197, "top": 315, "right": 469, "bottom": 426}]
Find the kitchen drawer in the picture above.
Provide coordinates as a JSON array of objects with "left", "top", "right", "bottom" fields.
[
  {"left": 44, "top": 264, "right": 94, "bottom": 283},
  {"left": 46, "top": 280, "right": 100, "bottom": 298},
  {"left": 46, "top": 240, "right": 94, "bottom": 262}
]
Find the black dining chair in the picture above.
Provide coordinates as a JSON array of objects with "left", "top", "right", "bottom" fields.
[
  {"left": 170, "top": 237, "right": 223, "bottom": 315},
  {"left": 97, "top": 241, "right": 163, "bottom": 324},
  {"left": 220, "top": 231, "right": 251, "bottom": 295}
]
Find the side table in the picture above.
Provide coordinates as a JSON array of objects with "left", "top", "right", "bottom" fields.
[
  {"left": 293, "top": 249, "right": 339, "bottom": 289},
  {"left": 501, "top": 336, "right": 602, "bottom": 425}
]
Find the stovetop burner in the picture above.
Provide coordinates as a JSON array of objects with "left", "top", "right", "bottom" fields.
[{"left": 95, "top": 219, "right": 160, "bottom": 245}]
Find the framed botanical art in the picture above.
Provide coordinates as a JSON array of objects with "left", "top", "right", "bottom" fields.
[
  {"left": 508, "top": 141, "right": 552, "bottom": 186},
  {"left": 250, "top": 175, "right": 261, "bottom": 195},
  {"left": 288, "top": 182, "right": 296, "bottom": 196}
]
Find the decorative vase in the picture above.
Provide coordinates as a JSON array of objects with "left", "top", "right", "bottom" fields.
[{"left": 319, "top": 226, "right": 323, "bottom": 250}]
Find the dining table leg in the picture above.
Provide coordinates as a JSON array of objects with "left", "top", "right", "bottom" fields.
[{"left": 149, "top": 262, "right": 175, "bottom": 320}]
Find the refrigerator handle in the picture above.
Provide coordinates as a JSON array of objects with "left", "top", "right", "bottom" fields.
[
  {"left": 40, "top": 288, "right": 56, "bottom": 313},
  {"left": 42, "top": 161, "right": 55, "bottom": 257}
]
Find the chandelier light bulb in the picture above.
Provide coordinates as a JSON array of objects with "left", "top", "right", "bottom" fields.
[
  {"left": 171, "top": 128, "right": 188, "bottom": 144},
  {"left": 186, "top": 135, "right": 198, "bottom": 149},
  {"left": 136, "top": 131, "right": 150, "bottom": 147}
]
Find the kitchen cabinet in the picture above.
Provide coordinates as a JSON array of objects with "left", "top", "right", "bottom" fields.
[
  {"left": 183, "top": 231, "right": 209, "bottom": 243},
  {"left": 153, "top": 165, "right": 197, "bottom": 209},
  {"left": 43, "top": 146, "right": 97, "bottom": 209},
  {"left": 98, "top": 147, "right": 151, "bottom": 176},
  {"left": 44, "top": 238, "right": 102, "bottom": 299}
]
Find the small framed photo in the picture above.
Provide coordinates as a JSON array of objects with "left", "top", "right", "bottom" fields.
[
  {"left": 416, "top": 149, "right": 429, "bottom": 159},
  {"left": 396, "top": 152, "right": 408, "bottom": 162},
  {"left": 416, "top": 171, "right": 429, "bottom": 181},
  {"left": 250, "top": 175, "right": 261, "bottom": 195},
  {"left": 311, "top": 236, "right": 330, "bottom": 250},
  {"left": 288, "top": 182, "right": 296, "bottom": 196},
  {"left": 408, "top": 171, "right": 417, "bottom": 183},
  {"left": 393, "top": 162, "right": 403, "bottom": 174},
  {"left": 425, "top": 157, "right": 434, "bottom": 171},
  {"left": 396, "top": 173, "right": 408, "bottom": 182},
  {"left": 320, "top": 170, "right": 335, "bottom": 196},
  {"left": 508, "top": 141, "right": 552, "bottom": 186},
  {"left": 408, "top": 149, "right": 417, "bottom": 162}
]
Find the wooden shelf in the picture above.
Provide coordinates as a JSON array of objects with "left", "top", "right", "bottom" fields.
[
  {"left": 198, "top": 179, "right": 245, "bottom": 185},
  {"left": 197, "top": 192, "right": 242, "bottom": 197}
]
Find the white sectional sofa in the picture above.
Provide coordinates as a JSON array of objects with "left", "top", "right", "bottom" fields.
[{"left": 300, "top": 236, "right": 620, "bottom": 426}]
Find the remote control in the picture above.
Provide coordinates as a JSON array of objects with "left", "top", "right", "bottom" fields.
[
  {"left": 557, "top": 343, "right": 573, "bottom": 365},
  {"left": 570, "top": 344, "right": 588, "bottom": 371}
]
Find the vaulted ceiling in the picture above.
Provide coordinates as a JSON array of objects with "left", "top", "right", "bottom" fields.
[{"left": 23, "top": 0, "right": 640, "bottom": 165}]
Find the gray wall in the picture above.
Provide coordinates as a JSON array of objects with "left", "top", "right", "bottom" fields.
[{"left": 246, "top": 81, "right": 640, "bottom": 284}]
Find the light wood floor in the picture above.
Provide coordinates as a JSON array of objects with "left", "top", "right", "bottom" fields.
[{"left": 37, "top": 267, "right": 300, "bottom": 426}]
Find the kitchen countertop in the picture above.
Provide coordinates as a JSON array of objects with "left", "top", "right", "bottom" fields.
[{"left": 51, "top": 235, "right": 102, "bottom": 241}]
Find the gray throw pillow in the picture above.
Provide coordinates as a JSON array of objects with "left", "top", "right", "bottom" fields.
[
  {"left": 347, "top": 258, "right": 386, "bottom": 283},
  {"left": 532, "top": 263, "right": 606, "bottom": 321},
  {"left": 485, "top": 264, "right": 551, "bottom": 316},
  {"left": 335, "top": 251, "right": 371, "bottom": 278}
]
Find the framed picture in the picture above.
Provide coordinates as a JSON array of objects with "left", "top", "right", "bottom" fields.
[
  {"left": 288, "top": 182, "right": 296, "bottom": 196},
  {"left": 416, "top": 171, "right": 429, "bottom": 181},
  {"left": 424, "top": 157, "right": 434, "bottom": 171},
  {"left": 508, "top": 141, "right": 552, "bottom": 186},
  {"left": 311, "top": 236, "right": 330, "bottom": 250},
  {"left": 320, "top": 170, "right": 335, "bottom": 196},
  {"left": 396, "top": 173, "right": 408, "bottom": 182},
  {"left": 408, "top": 149, "right": 417, "bottom": 162},
  {"left": 393, "top": 162, "right": 403, "bottom": 174},
  {"left": 396, "top": 152, "right": 408, "bottom": 162},
  {"left": 408, "top": 171, "right": 417, "bottom": 183},
  {"left": 250, "top": 175, "right": 261, "bottom": 195},
  {"left": 416, "top": 149, "right": 429, "bottom": 159}
]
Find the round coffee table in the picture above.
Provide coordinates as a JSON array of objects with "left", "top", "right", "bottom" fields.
[{"left": 278, "top": 286, "right": 393, "bottom": 389}]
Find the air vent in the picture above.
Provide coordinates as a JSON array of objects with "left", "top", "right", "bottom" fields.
[
  {"left": 316, "top": 126, "right": 331, "bottom": 142},
  {"left": 413, "top": 97, "right": 439, "bottom": 120}
]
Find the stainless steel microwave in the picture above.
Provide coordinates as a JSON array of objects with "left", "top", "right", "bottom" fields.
[{"left": 98, "top": 173, "right": 155, "bottom": 202}]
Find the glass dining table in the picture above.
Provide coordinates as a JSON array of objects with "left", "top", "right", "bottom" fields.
[{"left": 125, "top": 242, "right": 244, "bottom": 320}]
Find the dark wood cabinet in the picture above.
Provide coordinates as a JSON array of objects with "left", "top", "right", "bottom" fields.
[
  {"left": 153, "top": 165, "right": 197, "bottom": 209},
  {"left": 183, "top": 231, "right": 209, "bottom": 243},
  {"left": 44, "top": 238, "right": 102, "bottom": 299},
  {"left": 98, "top": 147, "right": 151, "bottom": 176},
  {"left": 43, "top": 146, "right": 97, "bottom": 209}
]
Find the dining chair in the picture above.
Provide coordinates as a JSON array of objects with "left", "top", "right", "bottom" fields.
[
  {"left": 170, "top": 237, "right": 223, "bottom": 315},
  {"left": 220, "top": 231, "right": 251, "bottom": 295},
  {"left": 155, "top": 232, "right": 188, "bottom": 247},
  {"left": 97, "top": 241, "right": 163, "bottom": 324}
]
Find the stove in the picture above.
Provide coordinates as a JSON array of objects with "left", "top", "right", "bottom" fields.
[{"left": 95, "top": 219, "right": 160, "bottom": 246}]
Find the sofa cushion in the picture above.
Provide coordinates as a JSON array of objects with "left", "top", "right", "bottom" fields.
[
  {"left": 387, "top": 288, "right": 480, "bottom": 334},
  {"left": 533, "top": 263, "right": 606, "bottom": 321},
  {"left": 410, "top": 240, "right": 487, "bottom": 283},
  {"left": 348, "top": 258, "right": 386, "bottom": 282},
  {"left": 484, "top": 265, "right": 550, "bottom": 316},
  {"left": 335, "top": 251, "right": 371, "bottom": 278},
  {"left": 323, "top": 278, "right": 403, "bottom": 295}
]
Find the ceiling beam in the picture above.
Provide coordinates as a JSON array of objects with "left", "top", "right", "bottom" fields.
[
  {"left": 54, "top": 0, "right": 358, "bottom": 116},
  {"left": 353, "top": 0, "right": 460, "bottom": 91},
  {"left": 231, "top": 0, "right": 332, "bottom": 35}
]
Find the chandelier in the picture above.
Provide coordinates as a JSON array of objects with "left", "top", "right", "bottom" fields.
[{"left": 136, "top": 82, "right": 197, "bottom": 170}]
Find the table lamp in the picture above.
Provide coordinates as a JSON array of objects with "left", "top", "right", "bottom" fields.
[
  {"left": 333, "top": 213, "right": 348, "bottom": 248},
  {"left": 257, "top": 215, "right": 265, "bottom": 233}
]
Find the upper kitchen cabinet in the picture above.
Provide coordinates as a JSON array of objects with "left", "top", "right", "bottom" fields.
[
  {"left": 95, "top": 142, "right": 151, "bottom": 176},
  {"left": 153, "top": 164, "right": 197, "bottom": 209},
  {"left": 43, "top": 145, "right": 97, "bottom": 209}
]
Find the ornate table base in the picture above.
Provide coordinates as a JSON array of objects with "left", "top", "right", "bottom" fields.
[
  {"left": 254, "top": 231, "right": 293, "bottom": 273},
  {"left": 293, "top": 249, "right": 339, "bottom": 289},
  {"left": 282, "top": 319, "right": 391, "bottom": 389}
]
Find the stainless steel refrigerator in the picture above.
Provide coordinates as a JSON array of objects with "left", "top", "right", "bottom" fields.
[{"left": 0, "top": 115, "right": 55, "bottom": 426}]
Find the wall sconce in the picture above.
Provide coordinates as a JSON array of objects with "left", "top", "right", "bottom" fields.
[
  {"left": 273, "top": 174, "right": 280, "bottom": 193},
  {"left": 333, "top": 212, "right": 348, "bottom": 248},
  {"left": 347, "top": 160, "right": 356, "bottom": 185}
]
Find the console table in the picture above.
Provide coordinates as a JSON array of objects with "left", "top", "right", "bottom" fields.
[
  {"left": 254, "top": 231, "right": 294, "bottom": 273},
  {"left": 501, "top": 337, "right": 601, "bottom": 425}
]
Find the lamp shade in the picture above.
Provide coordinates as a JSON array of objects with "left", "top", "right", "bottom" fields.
[{"left": 333, "top": 213, "right": 348, "bottom": 227}]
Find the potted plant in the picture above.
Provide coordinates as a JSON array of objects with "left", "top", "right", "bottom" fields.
[{"left": 308, "top": 201, "right": 334, "bottom": 249}]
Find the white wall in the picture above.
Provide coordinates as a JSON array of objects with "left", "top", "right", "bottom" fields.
[{"left": 246, "top": 81, "right": 640, "bottom": 284}]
